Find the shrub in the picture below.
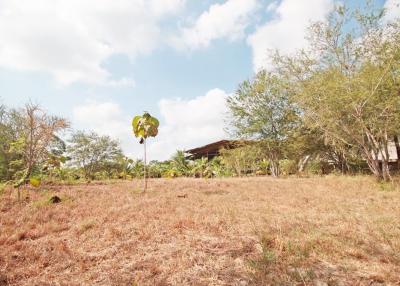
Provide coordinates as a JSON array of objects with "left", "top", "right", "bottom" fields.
[
  {"left": 0, "top": 182, "right": 7, "bottom": 195},
  {"left": 279, "top": 160, "right": 297, "bottom": 176},
  {"left": 305, "top": 159, "right": 332, "bottom": 175}
]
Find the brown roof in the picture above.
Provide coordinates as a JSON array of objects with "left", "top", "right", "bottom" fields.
[{"left": 186, "top": 140, "right": 250, "bottom": 160}]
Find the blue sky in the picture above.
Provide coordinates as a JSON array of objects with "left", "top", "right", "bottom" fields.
[{"left": 0, "top": 0, "right": 397, "bottom": 160}]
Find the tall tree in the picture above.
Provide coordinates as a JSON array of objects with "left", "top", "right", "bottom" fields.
[
  {"left": 0, "top": 103, "right": 69, "bottom": 186},
  {"left": 0, "top": 105, "right": 23, "bottom": 181},
  {"left": 0, "top": 104, "right": 9, "bottom": 180},
  {"left": 227, "top": 71, "right": 301, "bottom": 176},
  {"left": 67, "top": 131, "right": 123, "bottom": 180},
  {"left": 19, "top": 104, "right": 69, "bottom": 183},
  {"left": 273, "top": 5, "right": 400, "bottom": 181},
  {"left": 170, "top": 150, "right": 189, "bottom": 176}
]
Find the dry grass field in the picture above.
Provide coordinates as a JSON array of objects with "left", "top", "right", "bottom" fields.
[{"left": 1, "top": 176, "right": 400, "bottom": 286}]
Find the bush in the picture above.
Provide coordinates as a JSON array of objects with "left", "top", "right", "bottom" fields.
[
  {"left": 0, "top": 182, "right": 7, "bottom": 195},
  {"left": 305, "top": 159, "right": 333, "bottom": 175},
  {"left": 256, "top": 159, "right": 269, "bottom": 175},
  {"left": 163, "top": 168, "right": 181, "bottom": 178},
  {"left": 279, "top": 160, "right": 297, "bottom": 176}
]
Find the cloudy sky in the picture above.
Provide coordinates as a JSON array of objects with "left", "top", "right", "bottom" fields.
[{"left": 0, "top": 0, "right": 398, "bottom": 161}]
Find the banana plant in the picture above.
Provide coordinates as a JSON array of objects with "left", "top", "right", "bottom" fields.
[{"left": 132, "top": 112, "right": 159, "bottom": 192}]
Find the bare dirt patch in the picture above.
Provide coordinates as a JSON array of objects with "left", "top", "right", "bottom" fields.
[{"left": 1, "top": 177, "right": 400, "bottom": 285}]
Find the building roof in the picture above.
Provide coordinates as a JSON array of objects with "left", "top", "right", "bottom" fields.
[{"left": 186, "top": 140, "right": 250, "bottom": 160}]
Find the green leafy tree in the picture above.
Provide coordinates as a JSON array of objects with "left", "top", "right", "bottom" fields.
[
  {"left": 273, "top": 5, "right": 400, "bottom": 181},
  {"left": 0, "top": 105, "right": 19, "bottom": 181},
  {"left": 0, "top": 103, "right": 68, "bottom": 200},
  {"left": 115, "top": 156, "right": 134, "bottom": 179},
  {"left": 130, "top": 159, "right": 145, "bottom": 178},
  {"left": 132, "top": 112, "right": 159, "bottom": 191},
  {"left": 42, "top": 136, "right": 68, "bottom": 181},
  {"left": 147, "top": 160, "right": 170, "bottom": 178},
  {"left": 20, "top": 104, "right": 69, "bottom": 184},
  {"left": 170, "top": 150, "right": 189, "bottom": 176},
  {"left": 227, "top": 71, "right": 301, "bottom": 176},
  {"left": 220, "top": 144, "right": 263, "bottom": 176},
  {"left": 0, "top": 104, "right": 68, "bottom": 187},
  {"left": 67, "top": 131, "right": 123, "bottom": 180},
  {"left": 208, "top": 156, "right": 231, "bottom": 177},
  {"left": 190, "top": 157, "right": 210, "bottom": 178}
]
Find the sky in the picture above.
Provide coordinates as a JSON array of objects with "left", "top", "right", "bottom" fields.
[{"left": 0, "top": 0, "right": 398, "bottom": 161}]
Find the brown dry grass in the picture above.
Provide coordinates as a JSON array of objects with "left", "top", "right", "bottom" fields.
[{"left": 1, "top": 176, "right": 400, "bottom": 286}]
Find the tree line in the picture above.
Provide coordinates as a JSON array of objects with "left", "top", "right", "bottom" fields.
[
  {"left": 0, "top": 103, "right": 126, "bottom": 185},
  {"left": 227, "top": 4, "right": 400, "bottom": 181},
  {"left": 0, "top": 101, "right": 336, "bottom": 185},
  {"left": 1, "top": 4, "right": 399, "bottom": 186}
]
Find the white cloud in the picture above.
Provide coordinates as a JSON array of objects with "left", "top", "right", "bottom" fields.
[
  {"left": 173, "top": 0, "right": 258, "bottom": 50},
  {"left": 247, "top": 0, "right": 334, "bottom": 71},
  {"left": 103, "top": 77, "right": 136, "bottom": 88},
  {"left": 72, "top": 101, "right": 136, "bottom": 156},
  {"left": 150, "top": 0, "right": 186, "bottom": 17},
  {"left": 384, "top": 0, "right": 400, "bottom": 22},
  {"left": 266, "top": 1, "right": 278, "bottom": 12},
  {"left": 148, "top": 88, "right": 229, "bottom": 160},
  {"left": 0, "top": 0, "right": 185, "bottom": 85},
  {"left": 72, "top": 89, "right": 229, "bottom": 161}
]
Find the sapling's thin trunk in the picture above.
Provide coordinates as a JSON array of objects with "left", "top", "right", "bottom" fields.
[{"left": 143, "top": 138, "right": 147, "bottom": 192}]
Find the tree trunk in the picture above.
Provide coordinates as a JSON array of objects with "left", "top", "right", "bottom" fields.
[
  {"left": 143, "top": 139, "right": 147, "bottom": 192},
  {"left": 382, "top": 160, "right": 391, "bottom": 182},
  {"left": 298, "top": 155, "right": 310, "bottom": 173},
  {"left": 269, "top": 151, "right": 280, "bottom": 177},
  {"left": 365, "top": 155, "right": 383, "bottom": 180},
  {"left": 270, "top": 160, "right": 279, "bottom": 177},
  {"left": 336, "top": 150, "right": 349, "bottom": 174},
  {"left": 361, "top": 137, "right": 385, "bottom": 181},
  {"left": 381, "top": 138, "right": 392, "bottom": 182}
]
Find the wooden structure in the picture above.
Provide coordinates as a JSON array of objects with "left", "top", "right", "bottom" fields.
[
  {"left": 377, "top": 137, "right": 400, "bottom": 170},
  {"left": 186, "top": 140, "right": 249, "bottom": 160}
]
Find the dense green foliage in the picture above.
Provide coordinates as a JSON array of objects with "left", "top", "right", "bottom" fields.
[
  {"left": 132, "top": 112, "right": 159, "bottom": 144},
  {"left": 0, "top": 103, "right": 69, "bottom": 186},
  {"left": 67, "top": 131, "right": 124, "bottom": 180},
  {"left": 227, "top": 4, "right": 400, "bottom": 181}
]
